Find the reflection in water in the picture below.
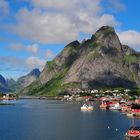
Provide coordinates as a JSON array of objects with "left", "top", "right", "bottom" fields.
[{"left": 0, "top": 100, "right": 139, "bottom": 140}]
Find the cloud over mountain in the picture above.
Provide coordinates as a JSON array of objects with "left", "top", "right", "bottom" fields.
[
  {"left": 45, "top": 49, "right": 55, "bottom": 59},
  {"left": 25, "top": 56, "right": 46, "bottom": 70},
  {"left": 118, "top": 30, "right": 140, "bottom": 50},
  {"left": 9, "top": 43, "right": 39, "bottom": 54},
  {"left": 8, "top": 0, "right": 117, "bottom": 44}
]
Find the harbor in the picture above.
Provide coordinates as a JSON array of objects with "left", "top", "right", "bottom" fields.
[
  {"left": 0, "top": 98, "right": 139, "bottom": 140},
  {"left": 1, "top": 88, "right": 140, "bottom": 140}
]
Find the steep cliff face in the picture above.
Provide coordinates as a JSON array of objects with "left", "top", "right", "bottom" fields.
[
  {"left": 39, "top": 40, "right": 80, "bottom": 84},
  {"left": 0, "top": 74, "right": 11, "bottom": 92},
  {"left": 16, "top": 68, "right": 40, "bottom": 90},
  {"left": 63, "top": 26, "right": 139, "bottom": 89},
  {"left": 20, "top": 26, "right": 140, "bottom": 95},
  {"left": 0, "top": 74, "right": 7, "bottom": 87}
]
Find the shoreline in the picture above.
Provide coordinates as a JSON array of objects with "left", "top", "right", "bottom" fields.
[{"left": 19, "top": 96, "right": 63, "bottom": 100}]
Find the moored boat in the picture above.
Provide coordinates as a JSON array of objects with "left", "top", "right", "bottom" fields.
[
  {"left": 127, "top": 112, "right": 134, "bottom": 118},
  {"left": 121, "top": 104, "right": 128, "bottom": 112},
  {"left": 109, "top": 102, "right": 121, "bottom": 110},
  {"left": 100, "top": 101, "right": 109, "bottom": 109},
  {"left": 124, "top": 126, "right": 140, "bottom": 140},
  {"left": 81, "top": 104, "right": 93, "bottom": 111}
]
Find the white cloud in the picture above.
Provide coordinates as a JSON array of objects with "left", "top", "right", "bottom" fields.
[
  {"left": 7, "top": 0, "right": 117, "bottom": 44},
  {"left": 45, "top": 49, "right": 55, "bottom": 59},
  {"left": 117, "top": 30, "right": 140, "bottom": 50},
  {"left": 9, "top": 43, "right": 39, "bottom": 54},
  {"left": 26, "top": 56, "right": 46, "bottom": 70},
  {"left": 31, "top": 0, "right": 102, "bottom": 16},
  {"left": 27, "top": 43, "right": 39, "bottom": 54},
  {"left": 0, "top": 55, "right": 46, "bottom": 72},
  {"left": 31, "top": 0, "right": 75, "bottom": 10},
  {"left": 0, "top": 56, "right": 24, "bottom": 67},
  {"left": 0, "top": 0, "right": 9, "bottom": 17},
  {"left": 9, "top": 43, "right": 23, "bottom": 51},
  {"left": 9, "top": 8, "right": 79, "bottom": 44}
]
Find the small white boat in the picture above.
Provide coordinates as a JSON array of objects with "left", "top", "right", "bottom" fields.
[
  {"left": 81, "top": 104, "right": 93, "bottom": 111},
  {"left": 127, "top": 112, "right": 134, "bottom": 117},
  {"left": 109, "top": 103, "right": 121, "bottom": 110}
]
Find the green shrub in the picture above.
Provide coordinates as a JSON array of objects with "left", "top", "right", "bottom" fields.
[
  {"left": 47, "top": 61, "right": 56, "bottom": 71},
  {"left": 124, "top": 55, "right": 137, "bottom": 63}
]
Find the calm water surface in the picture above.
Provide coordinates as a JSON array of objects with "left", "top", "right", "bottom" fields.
[{"left": 0, "top": 99, "right": 140, "bottom": 140}]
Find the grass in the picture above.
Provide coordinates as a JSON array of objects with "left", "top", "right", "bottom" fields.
[
  {"left": 88, "top": 41, "right": 98, "bottom": 48},
  {"left": 22, "top": 67, "right": 70, "bottom": 96},
  {"left": 104, "top": 27, "right": 114, "bottom": 36},
  {"left": 88, "top": 50, "right": 100, "bottom": 60},
  {"left": 111, "top": 57, "right": 121, "bottom": 63},
  {"left": 47, "top": 61, "right": 56, "bottom": 71},
  {"left": 21, "top": 68, "right": 81, "bottom": 96},
  {"left": 124, "top": 55, "right": 137, "bottom": 63}
]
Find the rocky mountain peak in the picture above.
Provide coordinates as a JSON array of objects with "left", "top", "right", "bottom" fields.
[
  {"left": 0, "top": 74, "right": 7, "bottom": 87},
  {"left": 66, "top": 40, "right": 80, "bottom": 48},
  {"left": 28, "top": 68, "right": 40, "bottom": 77},
  {"left": 92, "top": 26, "right": 115, "bottom": 38},
  {"left": 16, "top": 68, "right": 41, "bottom": 90},
  {"left": 91, "top": 26, "right": 122, "bottom": 51},
  {"left": 0, "top": 74, "right": 12, "bottom": 92}
]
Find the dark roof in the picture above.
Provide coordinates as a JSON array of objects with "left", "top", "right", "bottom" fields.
[
  {"left": 131, "top": 104, "right": 140, "bottom": 109},
  {"left": 129, "top": 126, "right": 140, "bottom": 130}
]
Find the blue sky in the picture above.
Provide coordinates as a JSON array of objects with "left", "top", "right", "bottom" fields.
[{"left": 0, "top": 0, "right": 140, "bottom": 80}]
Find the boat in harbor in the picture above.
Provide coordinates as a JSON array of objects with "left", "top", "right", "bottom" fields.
[
  {"left": 81, "top": 104, "right": 93, "bottom": 111},
  {"left": 109, "top": 102, "right": 121, "bottom": 110},
  {"left": 126, "top": 112, "right": 134, "bottom": 118},
  {"left": 121, "top": 104, "right": 128, "bottom": 112},
  {"left": 124, "top": 126, "right": 140, "bottom": 140},
  {"left": 100, "top": 100, "right": 109, "bottom": 109}
]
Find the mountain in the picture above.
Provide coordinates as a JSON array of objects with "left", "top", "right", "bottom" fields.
[
  {"left": 0, "top": 74, "right": 11, "bottom": 92},
  {"left": 16, "top": 68, "right": 41, "bottom": 90},
  {"left": 19, "top": 26, "right": 140, "bottom": 96},
  {"left": 0, "top": 68, "right": 40, "bottom": 92},
  {"left": 0, "top": 74, "right": 7, "bottom": 87}
]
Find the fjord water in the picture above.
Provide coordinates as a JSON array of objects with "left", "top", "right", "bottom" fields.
[{"left": 0, "top": 100, "right": 140, "bottom": 140}]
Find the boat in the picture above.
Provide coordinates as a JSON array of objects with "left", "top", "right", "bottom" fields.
[
  {"left": 124, "top": 126, "right": 140, "bottom": 140},
  {"left": 100, "top": 101, "right": 109, "bottom": 109},
  {"left": 121, "top": 104, "right": 128, "bottom": 112},
  {"left": 81, "top": 104, "right": 93, "bottom": 111},
  {"left": 109, "top": 102, "right": 121, "bottom": 110},
  {"left": 126, "top": 112, "right": 134, "bottom": 118}
]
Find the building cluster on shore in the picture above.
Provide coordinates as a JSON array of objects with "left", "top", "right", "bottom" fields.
[
  {"left": 65, "top": 88, "right": 131, "bottom": 95},
  {"left": 0, "top": 92, "right": 18, "bottom": 100},
  {"left": 99, "top": 96, "right": 140, "bottom": 117},
  {"left": 63, "top": 88, "right": 140, "bottom": 117},
  {"left": 63, "top": 88, "right": 140, "bottom": 139}
]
